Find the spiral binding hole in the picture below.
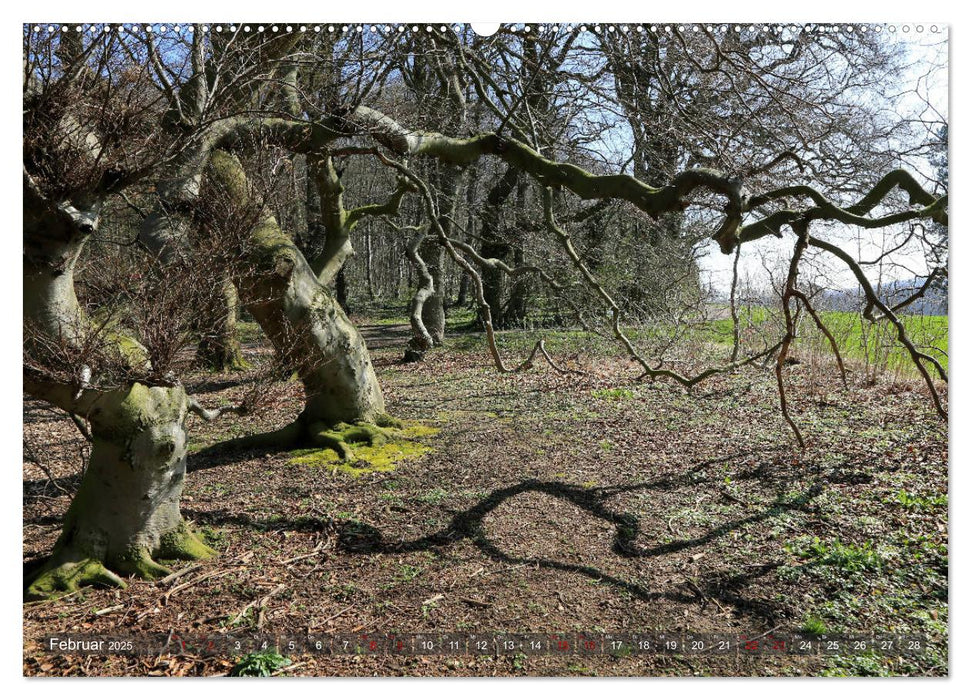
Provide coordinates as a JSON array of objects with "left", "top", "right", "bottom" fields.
[{"left": 28, "top": 22, "right": 946, "bottom": 40}]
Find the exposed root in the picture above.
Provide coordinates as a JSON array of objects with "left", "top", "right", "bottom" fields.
[
  {"left": 114, "top": 549, "right": 174, "bottom": 580},
  {"left": 307, "top": 421, "right": 392, "bottom": 463},
  {"left": 289, "top": 417, "right": 438, "bottom": 476},
  {"left": 199, "top": 412, "right": 430, "bottom": 476},
  {"left": 203, "top": 412, "right": 404, "bottom": 456},
  {"left": 25, "top": 522, "right": 217, "bottom": 601},
  {"left": 26, "top": 558, "right": 126, "bottom": 601}
]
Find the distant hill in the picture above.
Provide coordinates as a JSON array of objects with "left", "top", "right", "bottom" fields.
[{"left": 815, "top": 276, "right": 947, "bottom": 316}]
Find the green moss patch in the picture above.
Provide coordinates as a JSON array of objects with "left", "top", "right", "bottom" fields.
[
  {"left": 591, "top": 387, "right": 635, "bottom": 400},
  {"left": 26, "top": 558, "right": 126, "bottom": 601},
  {"left": 397, "top": 420, "right": 441, "bottom": 439},
  {"left": 289, "top": 420, "right": 438, "bottom": 477}
]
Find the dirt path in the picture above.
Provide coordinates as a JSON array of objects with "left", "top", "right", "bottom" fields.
[{"left": 357, "top": 323, "right": 412, "bottom": 350}]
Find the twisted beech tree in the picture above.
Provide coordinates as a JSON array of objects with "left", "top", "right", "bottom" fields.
[
  {"left": 23, "top": 24, "right": 947, "bottom": 598},
  {"left": 23, "top": 31, "right": 217, "bottom": 597}
]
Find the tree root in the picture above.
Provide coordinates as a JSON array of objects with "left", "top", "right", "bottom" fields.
[
  {"left": 288, "top": 415, "right": 435, "bottom": 476},
  {"left": 26, "top": 559, "right": 126, "bottom": 601},
  {"left": 157, "top": 521, "right": 218, "bottom": 561},
  {"left": 308, "top": 412, "right": 406, "bottom": 462},
  {"left": 307, "top": 421, "right": 393, "bottom": 463},
  {"left": 203, "top": 413, "right": 404, "bottom": 455},
  {"left": 114, "top": 549, "right": 174, "bottom": 580},
  {"left": 25, "top": 522, "right": 217, "bottom": 601},
  {"left": 193, "top": 412, "right": 422, "bottom": 477}
]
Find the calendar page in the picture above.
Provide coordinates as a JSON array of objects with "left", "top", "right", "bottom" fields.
[{"left": 21, "top": 18, "right": 948, "bottom": 678}]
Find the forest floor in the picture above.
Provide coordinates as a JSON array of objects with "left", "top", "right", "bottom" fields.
[{"left": 23, "top": 319, "right": 948, "bottom": 677}]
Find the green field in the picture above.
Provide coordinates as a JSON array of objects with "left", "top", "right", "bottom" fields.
[
  {"left": 707, "top": 308, "right": 948, "bottom": 375},
  {"left": 241, "top": 305, "right": 948, "bottom": 378}
]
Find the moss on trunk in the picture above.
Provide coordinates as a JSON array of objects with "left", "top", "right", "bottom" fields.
[
  {"left": 196, "top": 276, "right": 247, "bottom": 372},
  {"left": 210, "top": 150, "right": 387, "bottom": 427},
  {"left": 26, "top": 383, "right": 215, "bottom": 601}
]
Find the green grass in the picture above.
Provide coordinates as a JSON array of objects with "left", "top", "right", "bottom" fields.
[
  {"left": 810, "top": 311, "right": 946, "bottom": 373},
  {"left": 436, "top": 307, "right": 946, "bottom": 378},
  {"left": 708, "top": 309, "right": 948, "bottom": 374},
  {"left": 793, "top": 537, "right": 884, "bottom": 573},
  {"left": 800, "top": 615, "right": 829, "bottom": 635},
  {"left": 591, "top": 387, "right": 635, "bottom": 400}
]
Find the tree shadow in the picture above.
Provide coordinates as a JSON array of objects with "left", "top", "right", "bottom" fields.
[
  {"left": 358, "top": 323, "right": 413, "bottom": 350},
  {"left": 188, "top": 442, "right": 279, "bottom": 472},
  {"left": 24, "top": 474, "right": 81, "bottom": 498},
  {"left": 190, "top": 453, "right": 822, "bottom": 623}
]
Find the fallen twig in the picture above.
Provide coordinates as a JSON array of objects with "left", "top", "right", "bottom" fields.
[
  {"left": 227, "top": 583, "right": 286, "bottom": 630},
  {"left": 272, "top": 661, "right": 306, "bottom": 676},
  {"left": 158, "top": 563, "right": 203, "bottom": 586},
  {"left": 460, "top": 597, "right": 491, "bottom": 609},
  {"left": 162, "top": 569, "right": 235, "bottom": 605},
  {"left": 94, "top": 604, "right": 125, "bottom": 616},
  {"left": 316, "top": 604, "right": 356, "bottom": 628},
  {"left": 278, "top": 543, "right": 326, "bottom": 566}
]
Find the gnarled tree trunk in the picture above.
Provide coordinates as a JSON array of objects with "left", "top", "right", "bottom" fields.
[
  {"left": 208, "top": 150, "right": 390, "bottom": 446},
  {"left": 419, "top": 239, "right": 446, "bottom": 345},
  {"left": 24, "top": 207, "right": 213, "bottom": 599},
  {"left": 26, "top": 382, "right": 212, "bottom": 600},
  {"left": 195, "top": 275, "right": 246, "bottom": 371},
  {"left": 239, "top": 215, "right": 386, "bottom": 428}
]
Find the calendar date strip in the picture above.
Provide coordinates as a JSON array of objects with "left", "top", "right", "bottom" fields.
[{"left": 38, "top": 632, "right": 931, "bottom": 657}]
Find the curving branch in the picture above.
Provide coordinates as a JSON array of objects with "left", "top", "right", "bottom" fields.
[
  {"left": 887, "top": 268, "right": 945, "bottom": 316},
  {"left": 342, "top": 106, "right": 747, "bottom": 250},
  {"left": 775, "top": 225, "right": 810, "bottom": 448},
  {"left": 209, "top": 107, "right": 745, "bottom": 254},
  {"left": 309, "top": 153, "right": 414, "bottom": 285},
  {"left": 541, "top": 188, "right": 782, "bottom": 387},
  {"left": 741, "top": 170, "right": 947, "bottom": 246},
  {"left": 206, "top": 107, "right": 945, "bottom": 277},
  {"left": 790, "top": 289, "right": 848, "bottom": 388},
  {"left": 806, "top": 234, "right": 947, "bottom": 419}
]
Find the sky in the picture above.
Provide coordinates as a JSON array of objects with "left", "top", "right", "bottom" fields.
[{"left": 697, "top": 26, "right": 949, "bottom": 297}]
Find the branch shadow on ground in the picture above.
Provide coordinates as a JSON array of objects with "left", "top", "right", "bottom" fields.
[{"left": 187, "top": 454, "right": 824, "bottom": 623}]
